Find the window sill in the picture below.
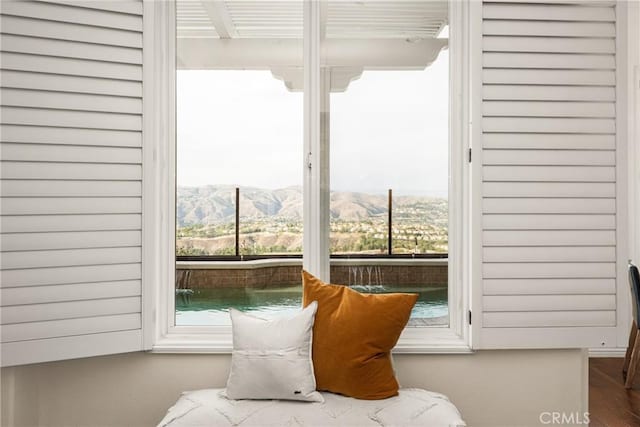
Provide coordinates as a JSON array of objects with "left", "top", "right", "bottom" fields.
[{"left": 151, "top": 325, "right": 472, "bottom": 354}]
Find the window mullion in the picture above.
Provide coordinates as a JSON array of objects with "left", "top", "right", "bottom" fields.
[{"left": 303, "top": 0, "right": 330, "bottom": 281}]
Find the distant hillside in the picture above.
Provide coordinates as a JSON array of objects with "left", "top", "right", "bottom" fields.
[{"left": 177, "top": 185, "right": 447, "bottom": 227}]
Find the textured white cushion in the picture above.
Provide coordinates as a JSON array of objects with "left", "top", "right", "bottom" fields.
[
  {"left": 226, "top": 301, "right": 323, "bottom": 402},
  {"left": 158, "top": 388, "right": 467, "bottom": 427}
]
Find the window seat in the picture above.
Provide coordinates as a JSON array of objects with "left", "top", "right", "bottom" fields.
[{"left": 157, "top": 388, "right": 466, "bottom": 426}]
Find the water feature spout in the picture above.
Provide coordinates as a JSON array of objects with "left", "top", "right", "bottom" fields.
[
  {"left": 346, "top": 265, "right": 386, "bottom": 292},
  {"left": 176, "top": 269, "right": 194, "bottom": 305}
]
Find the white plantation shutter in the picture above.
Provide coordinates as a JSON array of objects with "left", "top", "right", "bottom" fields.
[
  {"left": 0, "top": 0, "right": 145, "bottom": 366},
  {"left": 474, "top": 0, "right": 624, "bottom": 348}
]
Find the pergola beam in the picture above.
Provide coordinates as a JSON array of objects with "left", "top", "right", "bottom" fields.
[
  {"left": 200, "top": 1, "right": 238, "bottom": 39},
  {"left": 271, "top": 66, "right": 363, "bottom": 92},
  {"left": 177, "top": 38, "right": 448, "bottom": 70}
]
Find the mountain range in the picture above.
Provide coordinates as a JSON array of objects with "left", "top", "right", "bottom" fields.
[{"left": 177, "top": 185, "right": 446, "bottom": 227}]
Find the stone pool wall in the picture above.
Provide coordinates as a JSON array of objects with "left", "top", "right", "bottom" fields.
[
  {"left": 177, "top": 266, "right": 300, "bottom": 289},
  {"left": 330, "top": 264, "right": 447, "bottom": 287},
  {"left": 176, "top": 261, "right": 447, "bottom": 289}
]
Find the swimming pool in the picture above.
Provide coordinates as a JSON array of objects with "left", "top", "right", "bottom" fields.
[{"left": 175, "top": 285, "right": 448, "bottom": 327}]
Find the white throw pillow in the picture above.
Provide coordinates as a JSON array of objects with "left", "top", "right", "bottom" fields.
[{"left": 226, "top": 301, "right": 323, "bottom": 402}]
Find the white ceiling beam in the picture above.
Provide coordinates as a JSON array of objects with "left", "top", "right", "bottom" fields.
[
  {"left": 271, "top": 66, "right": 363, "bottom": 92},
  {"left": 200, "top": 1, "right": 238, "bottom": 39},
  {"left": 177, "top": 38, "right": 448, "bottom": 70},
  {"left": 320, "top": 0, "right": 328, "bottom": 40}
]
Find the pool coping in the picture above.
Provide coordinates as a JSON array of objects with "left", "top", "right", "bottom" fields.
[{"left": 177, "top": 258, "right": 449, "bottom": 269}]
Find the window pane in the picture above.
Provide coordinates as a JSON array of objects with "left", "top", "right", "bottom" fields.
[
  {"left": 326, "top": 2, "right": 450, "bottom": 326},
  {"left": 176, "top": 70, "right": 303, "bottom": 258},
  {"left": 175, "top": 1, "right": 303, "bottom": 326},
  {"left": 174, "top": 1, "right": 450, "bottom": 327}
]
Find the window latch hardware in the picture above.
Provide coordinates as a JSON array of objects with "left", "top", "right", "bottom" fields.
[
  {"left": 307, "top": 152, "right": 312, "bottom": 170},
  {"left": 468, "top": 148, "right": 472, "bottom": 163}
]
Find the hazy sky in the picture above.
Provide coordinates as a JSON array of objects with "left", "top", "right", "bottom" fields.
[{"left": 177, "top": 49, "right": 449, "bottom": 197}]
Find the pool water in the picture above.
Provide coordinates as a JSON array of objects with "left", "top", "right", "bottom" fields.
[{"left": 175, "top": 285, "right": 448, "bottom": 326}]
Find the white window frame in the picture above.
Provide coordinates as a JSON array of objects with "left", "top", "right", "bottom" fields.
[
  {"left": 145, "top": 0, "right": 474, "bottom": 353},
  {"left": 633, "top": 0, "right": 640, "bottom": 269},
  {"left": 621, "top": 0, "right": 640, "bottom": 353}
]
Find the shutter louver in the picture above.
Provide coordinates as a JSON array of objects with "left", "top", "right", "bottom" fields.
[
  {"left": 0, "top": 0, "right": 144, "bottom": 366},
  {"left": 476, "top": 0, "right": 621, "bottom": 348}
]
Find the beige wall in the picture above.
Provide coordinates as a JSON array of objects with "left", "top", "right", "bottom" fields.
[{"left": 1, "top": 349, "right": 587, "bottom": 427}]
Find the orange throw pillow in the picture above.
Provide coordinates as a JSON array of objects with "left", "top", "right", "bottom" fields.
[{"left": 302, "top": 270, "right": 418, "bottom": 400}]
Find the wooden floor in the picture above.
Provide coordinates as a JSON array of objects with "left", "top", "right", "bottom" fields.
[{"left": 590, "top": 358, "right": 640, "bottom": 426}]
